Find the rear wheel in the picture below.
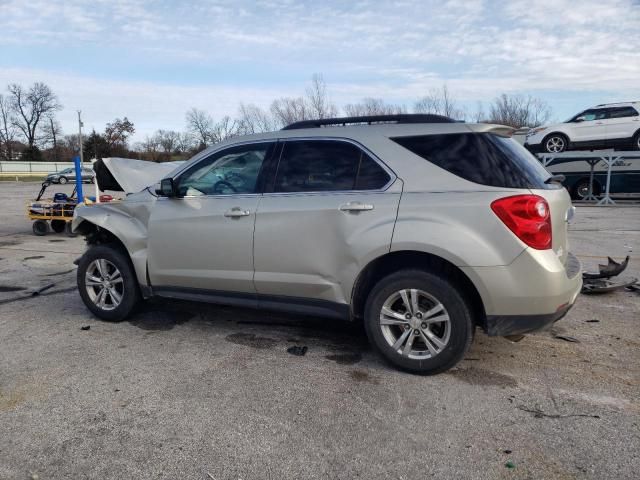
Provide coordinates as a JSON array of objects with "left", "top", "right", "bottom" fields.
[
  {"left": 572, "top": 179, "right": 601, "bottom": 200},
  {"left": 77, "top": 245, "right": 141, "bottom": 321},
  {"left": 51, "top": 220, "right": 66, "bottom": 233},
  {"left": 544, "top": 134, "right": 568, "bottom": 153},
  {"left": 364, "top": 269, "right": 473, "bottom": 375},
  {"left": 633, "top": 132, "right": 640, "bottom": 151},
  {"left": 32, "top": 220, "right": 48, "bottom": 236}
]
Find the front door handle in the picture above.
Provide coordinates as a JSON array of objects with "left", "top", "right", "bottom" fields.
[
  {"left": 339, "top": 202, "right": 374, "bottom": 212},
  {"left": 224, "top": 207, "right": 251, "bottom": 218}
]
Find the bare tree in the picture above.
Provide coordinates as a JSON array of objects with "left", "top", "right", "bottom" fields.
[
  {"left": 7, "top": 82, "right": 62, "bottom": 148},
  {"left": 176, "top": 132, "right": 195, "bottom": 154},
  {"left": 305, "top": 73, "right": 338, "bottom": 119},
  {"left": 270, "top": 97, "right": 310, "bottom": 127},
  {"left": 343, "top": 98, "right": 407, "bottom": 117},
  {"left": 414, "top": 85, "right": 465, "bottom": 119},
  {"left": 488, "top": 94, "right": 552, "bottom": 128},
  {"left": 40, "top": 117, "right": 63, "bottom": 161},
  {"left": 210, "top": 116, "right": 239, "bottom": 143},
  {"left": 154, "top": 129, "right": 180, "bottom": 154},
  {"left": 0, "top": 94, "right": 17, "bottom": 161},
  {"left": 237, "top": 103, "right": 274, "bottom": 134},
  {"left": 185, "top": 108, "right": 214, "bottom": 147}
]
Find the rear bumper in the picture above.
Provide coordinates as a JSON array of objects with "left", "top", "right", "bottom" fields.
[
  {"left": 485, "top": 302, "right": 575, "bottom": 336},
  {"left": 461, "top": 250, "right": 582, "bottom": 336}
]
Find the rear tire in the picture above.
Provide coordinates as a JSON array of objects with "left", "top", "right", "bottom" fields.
[
  {"left": 572, "top": 179, "right": 601, "bottom": 200},
  {"left": 633, "top": 132, "right": 640, "bottom": 151},
  {"left": 364, "top": 269, "right": 473, "bottom": 375},
  {"left": 77, "top": 245, "right": 141, "bottom": 322},
  {"left": 51, "top": 220, "right": 66, "bottom": 233},
  {"left": 32, "top": 220, "right": 48, "bottom": 236}
]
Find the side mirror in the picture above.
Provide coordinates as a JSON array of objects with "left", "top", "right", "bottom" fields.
[
  {"left": 156, "top": 177, "right": 176, "bottom": 197},
  {"left": 574, "top": 117, "right": 584, "bottom": 123}
]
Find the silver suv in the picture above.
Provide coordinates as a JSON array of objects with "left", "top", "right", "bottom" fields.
[{"left": 72, "top": 114, "right": 582, "bottom": 374}]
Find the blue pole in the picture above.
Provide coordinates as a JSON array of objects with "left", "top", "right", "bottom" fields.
[{"left": 73, "top": 155, "right": 84, "bottom": 203}]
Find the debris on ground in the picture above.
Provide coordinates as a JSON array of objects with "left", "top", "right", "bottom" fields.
[
  {"left": 585, "top": 319, "right": 600, "bottom": 323},
  {"left": 505, "top": 460, "right": 515, "bottom": 469},
  {"left": 503, "top": 449, "right": 512, "bottom": 454},
  {"left": 517, "top": 405, "right": 600, "bottom": 419},
  {"left": 81, "top": 325, "right": 90, "bottom": 331},
  {"left": 30, "top": 283, "right": 55, "bottom": 296},
  {"left": 554, "top": 334, "right": 580, "bottom": 343},
  {"left": 287, "top": 345, "right": 308, "bottom": 356},
  {"left": 581, "top": 256, "right": 637, "bottom": 294}
]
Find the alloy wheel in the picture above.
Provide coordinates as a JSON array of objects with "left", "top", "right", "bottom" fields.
[
  {"left": 379, "top": 288, "right": 451, "bottom": 360},
  {"left": 546, "top": 136, "right": 565, "bottom": 153},
  {"left": 85, "top": 259, "right": 124, "bottom": 311}
]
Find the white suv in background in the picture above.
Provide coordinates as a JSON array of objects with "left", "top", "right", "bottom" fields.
[{"left": 525, "top": 102, "right": 640, "bottom": 153}]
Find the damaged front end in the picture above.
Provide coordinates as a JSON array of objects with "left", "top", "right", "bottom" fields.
[{"left": 72, "top": 189, "right": 156, "bottom": 294}]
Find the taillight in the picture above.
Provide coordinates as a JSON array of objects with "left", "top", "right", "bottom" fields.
[{"left": 491, "top": 195, "right": 552, "bottom": 250}]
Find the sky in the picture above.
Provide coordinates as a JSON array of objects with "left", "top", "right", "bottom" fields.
[{"left": 1, "top": 0, "right": 639, "bottom": 142}]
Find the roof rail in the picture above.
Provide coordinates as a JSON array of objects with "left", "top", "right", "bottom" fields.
[
  {"left": 595, "top": 101, "right": 639, "bottom": 107},
  {"left": 281, "top": 114, "right": 456, "bottom": 130}
]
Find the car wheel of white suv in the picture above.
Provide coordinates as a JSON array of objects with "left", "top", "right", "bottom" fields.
[
  {"left": 364, "top": 269, "right": 473, "bottom": 375},
  {"left": 544, "top": 134, "right": 568, "bottom": 153},
  {"left": 77, "top": 245, "right": 141, "bottom": 322}
]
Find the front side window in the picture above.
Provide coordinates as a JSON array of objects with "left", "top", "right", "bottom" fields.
[
  {"left": 273, "top": 140, "right": 390, "bottom": 193},
  {"left": 575, "top": 109, "right": 607, "bottom": 121},
  {"left": 177, "top": 143, "right": 274, "bottom": 196}
]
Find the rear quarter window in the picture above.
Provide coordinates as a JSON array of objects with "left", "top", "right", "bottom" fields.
[{"left": 391, "top": 133, "right": 552, "bottom": 189}]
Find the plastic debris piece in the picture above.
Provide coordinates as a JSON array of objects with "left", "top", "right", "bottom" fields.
[
  {"left": 555, "top": 334, "right": 579, "bottom": 343},
  {"left": 81, "top": 325, "right": 91, "bottom": 331},
  {"left": 582, "top": 256, "right": 629, "bottom": 280},
  {"left": 287, "top": 345, "right": 308, "bottom": 356},
  {"left": 505, "top": 461, "right": 515, "bottom": 469}
]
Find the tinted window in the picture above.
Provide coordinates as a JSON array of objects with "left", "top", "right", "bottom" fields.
[
  {"left": 178, "top": 143, "right": 273, "bottom": 196},
  {"left": 391, "top": 133, "right": 552, "bottom": 189},
  {"left": 575, "top": 109, "right": 608, "bottom": 121},
  {"left": 608, "top": 106, "right": 639, "bottom": 119},
  {"left": 274, "top": 140, "right": 388, "bottom": 192},
  {"left": 356, "top": 154, "right": 391, "bottom": 190}
]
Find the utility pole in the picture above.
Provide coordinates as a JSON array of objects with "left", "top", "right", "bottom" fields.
[{"left": 77, "top": 110, "right": 84, "bottom": 167}]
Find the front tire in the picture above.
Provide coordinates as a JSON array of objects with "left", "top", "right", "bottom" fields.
[
  {"left": 32, "top": 220, "right": 48, "bottom": 236},
  {"left": 364, "top": 269, "right": 473, "bottom": 375},
  {"left": 58, "top": 176, "right": 68, "bottom": 184},
  {"left": 77, "top": 245, "right": 141, "bottom": 321},
  {"left": 544, "top": 134, "right": 568, "bottom": 153}
]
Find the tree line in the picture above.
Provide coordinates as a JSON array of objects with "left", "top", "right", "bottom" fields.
[{"left": 0, "top": 75, "right": 553, "bottom": 163}]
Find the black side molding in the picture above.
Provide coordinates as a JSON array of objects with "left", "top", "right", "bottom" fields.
[{"left": 153, "top": 286, "right": 350, "bottom": 321}]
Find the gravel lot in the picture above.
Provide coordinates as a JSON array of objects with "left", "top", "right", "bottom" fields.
[{"left": 1, "top": 181, "right": 639, "bottom": 480}]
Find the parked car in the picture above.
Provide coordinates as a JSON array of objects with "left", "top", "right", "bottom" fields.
[
  {"left": 526, "top": 102, "right": 640, "bottom": 153},
  {"left": 46, "top": 166, "right": 95, "bottom": 184},
  {"left": 72, "top": 115, "right": 582, "bottom": 374},
  {"left": 545, "top": 156, "right": 640, "bottom": 200}
]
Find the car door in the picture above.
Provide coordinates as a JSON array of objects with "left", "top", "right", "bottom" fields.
[
  {"left": 147, "top": 142, "right": 276, "bottom": 294},
  {"left": 253, "top": 138, "right": 401, "bottom": 306},
  {"left": 604, "top": 106, "right": 640, "bottom": 143},
  {"left": 568, "top": 109, "right": 608, "bottom": 143}
]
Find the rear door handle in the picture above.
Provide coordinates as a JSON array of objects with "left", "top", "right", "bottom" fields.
[
  {"left": 224, "top": 207, "right": 251, "bottom": 218},
  {"left": 339, "top": 202, "right": 374, "bottom": 212}
]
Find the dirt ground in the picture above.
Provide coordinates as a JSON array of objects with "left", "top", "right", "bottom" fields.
[{"left": 1, "top": 181, "right": 639, "bottom": 479}]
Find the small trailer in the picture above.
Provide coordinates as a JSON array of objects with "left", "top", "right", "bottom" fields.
[{"left": 27, "top": 181, "right": 78, "bottom": 236}]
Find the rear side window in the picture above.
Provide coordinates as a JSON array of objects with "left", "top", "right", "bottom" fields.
[
  {"left": 608, "top": 106, "right": 639, "bottom": 118},
  {"left": 391, "top": 133, "right": 552, "bottom": 189},
  {"left": 273, "top": 140, "right": 390, "bottom": 192}
]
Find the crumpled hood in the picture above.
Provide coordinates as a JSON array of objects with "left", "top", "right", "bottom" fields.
[{"left": 94, "top": 157, "right": 184, "bottom": 194}]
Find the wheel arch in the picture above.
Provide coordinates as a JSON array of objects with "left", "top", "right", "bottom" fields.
[{"left": 350, "top": 250, "right": 486, "bottom": 329}]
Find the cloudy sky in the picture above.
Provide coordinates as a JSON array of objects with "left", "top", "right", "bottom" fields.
[{"left": 1, "top": 0, "right": 639, "bottom": 141}]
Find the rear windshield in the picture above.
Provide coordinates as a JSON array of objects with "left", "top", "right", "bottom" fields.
[{"left": 391, "top": 133, "right": 552, "bottom": 189}]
